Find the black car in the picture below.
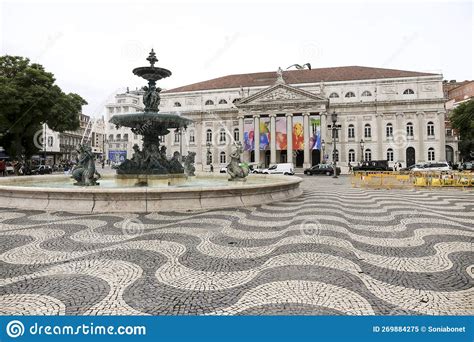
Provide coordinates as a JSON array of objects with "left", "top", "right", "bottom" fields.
[
  {"left": 352, "top": 160, "right": 393, "bottom": 172},
  {"left": 304, "top": 164, "right": 341, "bottom": 176}
]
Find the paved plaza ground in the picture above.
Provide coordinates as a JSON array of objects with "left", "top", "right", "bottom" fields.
[{"left": 0, "top": 175, "right": 472, "bottom": 315}]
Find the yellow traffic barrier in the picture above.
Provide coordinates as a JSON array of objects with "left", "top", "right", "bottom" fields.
[{"left": 352, "top": 171, "right": 473, "bottom": 189}]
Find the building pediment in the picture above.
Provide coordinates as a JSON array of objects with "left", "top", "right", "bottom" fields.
[{"left": 237, "top": 83, "right": 327, "bottom": 108}]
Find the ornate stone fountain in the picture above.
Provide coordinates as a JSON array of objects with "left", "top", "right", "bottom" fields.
[
  {"left": 109, "top": 49, "right": 193, "bottom": 186},
  {"left": 0, "top": 49, "right": 303, "bottom": 213}
]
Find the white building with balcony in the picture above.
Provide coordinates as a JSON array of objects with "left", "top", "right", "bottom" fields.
[
  {"left": 104, "top": 89, "right": 145, "bottom": 163},
  {"left": 157, "top": 66, "right": 446, "bottom": 170}
]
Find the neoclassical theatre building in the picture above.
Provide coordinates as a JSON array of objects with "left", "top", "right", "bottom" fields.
[{"left": 110, "top": 66, "right": 448, "bottom": 170}]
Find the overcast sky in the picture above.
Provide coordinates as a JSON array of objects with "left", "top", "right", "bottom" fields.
[{"left": 1, "top": 0, "right": 472, "bottom": 117}]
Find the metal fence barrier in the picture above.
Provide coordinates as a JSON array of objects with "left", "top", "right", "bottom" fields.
[{"left": 351, "top": 171, "right": 474, "bottom": 189}]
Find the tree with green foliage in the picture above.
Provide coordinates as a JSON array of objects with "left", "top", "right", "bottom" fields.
[
  {"left": 450, "top": 99, "right": 474, "bottom": 161},
  {"left": 0, "top": 55, "right": 87, "bottom": 161}
]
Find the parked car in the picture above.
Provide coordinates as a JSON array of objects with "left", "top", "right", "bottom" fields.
[
  {"left": 352, "top": 160, "right": 393, "bottom": 172},
  {"left": 412, "top": 162, "right": 451, "bottom": 172},
  {"left": 220, "top": 163, "right": 254, "bottom": 174},
  {"left": 460, "top": 162, "right": 473, "bottom": 171},
  {"left": 304, "top": 164, "right": 341, "bottom": 176},
  {"left": 32, "top": 165, "right": 53, "bottom": 175},
  {"left": 261, "top": 163, "right": 295, "bottom": 175},
  {"left": 248, "top": 163, "right": 264, "bottom": 174},
  {"left": 400, "top": 163, "right": 426, "bottom": 172}
]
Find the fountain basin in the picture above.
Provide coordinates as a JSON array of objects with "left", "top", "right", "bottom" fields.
[{"left": 0, "top": 173, "right": 302, "bottom": 213}]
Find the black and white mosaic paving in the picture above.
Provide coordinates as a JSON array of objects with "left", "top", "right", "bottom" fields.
[{"left": 0, "top": 176, "right": 472, "bottom": 316}]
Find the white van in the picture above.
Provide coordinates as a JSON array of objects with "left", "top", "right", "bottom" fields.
[
  {"left": 262, "top": 163, "right": 295, "bottom": 175},
  {"left": 412, "top": 162, "right": 451, "bottom": 172}
]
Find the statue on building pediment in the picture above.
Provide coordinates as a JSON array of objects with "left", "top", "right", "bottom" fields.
[{"left": 275, "top": 67, "right": 285, "bottom": 84}]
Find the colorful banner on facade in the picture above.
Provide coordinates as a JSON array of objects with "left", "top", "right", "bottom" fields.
[
  {"left": 275, "top": 116, "right": 287, "bottom": 150},
  {"left": 292, "top": 116, "right": 304, "bottom": 150},
  {"left": 310, "top": 115, "right": 321, "bottom": 150},
  {"left": 259, "top": 117, "right": 270, "bottom": 150},
  {"left": 243, "top": 118, "right": 254, "bottom": 151}
]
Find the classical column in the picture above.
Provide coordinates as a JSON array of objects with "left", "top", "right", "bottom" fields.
[
  {"left": 286, "top": 113, "right": 293, "bottom": 164},
  {"left": 320, "top": 112, "right": 327, "bottom": 163},
  {"left": 238, "top": 114, "right": 244, "bottom": 144},
  {"left": 195, "top": 120, "right": 203, "bottom": 171},
  {"left": 269, "top": 113, "right": 277, "bottom": 164},
  {"left": 417, "top": 111, "right": 424, "bottom": 162},
  {"left": 253, "top": 114, "right": 260, "bottom": 164},
  {"left": 438, "top": 111, "right": 446, "bottom": 161},
  {"left": 395, "top": 112, "right": 404, "bottom": 163},
  {"left": 303, "top": 112, "right": 311, "bottom": 168},
  {"left": 376, "top": 113, "right": 383, "bottom": 160}
]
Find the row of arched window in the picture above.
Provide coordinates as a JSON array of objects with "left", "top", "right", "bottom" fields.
[
  {"left": 108, "top": 134, "right": 129, "bottom": 141},
  {"left": 206, "top": 128, "right": 240, "bottom": 143},
  {"left": 174, "top": 98, "right": 241, "bottom": 107},
  {"left": 172, "top": 89, "right": 417, "bottom": 107},
  {"left": 329, "top": 88, "right": 415, "bottom": 99},
  {"left": 346, "top": 122, "right": 435, "bottom": 139},
  {"left": 172, "top": 128, "right": 240, "bottom": 144},
  {"left": 344, "top": 147, "right": 435, "bottom": 162},
  {"left": 206, "top": 151, "right": 228, "bottom": 164}
]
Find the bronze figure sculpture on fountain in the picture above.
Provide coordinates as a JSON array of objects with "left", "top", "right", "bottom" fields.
[
  {"left": 227, "top": 142, "right": 249, "bottom": 181},
  {"left": 109, "top": 49, "right": 193, "bottom": 176},
  {"left": 71, "top": 144, "right": 101, "bottom": 186}
]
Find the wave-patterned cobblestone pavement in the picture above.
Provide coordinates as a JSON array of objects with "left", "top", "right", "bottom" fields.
[{"left": 0, "top": 177, "right": 472, "bottom": 315}]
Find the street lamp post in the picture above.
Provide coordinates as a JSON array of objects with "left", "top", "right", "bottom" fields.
[
  {"left": 331, "top": 111, "right": 339, "bottom": 178},
  {"left": 206, "top": 141, "right": 211, "bottom": 168},
  {"left": 359, "top": 139, "right": 365, "bottom": 163},
  {"left": 43, "top": 123, "right": 47, "bottom": 166},
  {"left": 176, "top": 128, "right": 183, "bottom": 158},
  {"left": 321, "top": 139, "right": 325, "bottom": 164}
]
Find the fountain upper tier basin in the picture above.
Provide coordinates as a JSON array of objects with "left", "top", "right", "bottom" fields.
[
  {"left": 132, "top": 66, "right": 172, "bottom": 81},
  {"left": 0, "top": 173, "right": 302, "bottom": 213},
  {"left": 110, "top": 112, "right": 192, "bottom": 134}
]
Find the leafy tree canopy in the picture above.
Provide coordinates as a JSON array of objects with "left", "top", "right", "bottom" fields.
[
  {"left": 0, "top": 55, "right": 87, "bottom": 159},
  {"left": 450, "top": 99, "right": 474, "bottom": 161}
]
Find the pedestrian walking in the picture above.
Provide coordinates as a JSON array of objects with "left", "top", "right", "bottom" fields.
[
  {"left": 210, "top": 164, "right": 214, "bottom": 173},
  {"left": 348, "top": 162, "right": 352, "bottom": 174},
  {"left": 0, "top": 160, "right": 6, "bottom": 177}
]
